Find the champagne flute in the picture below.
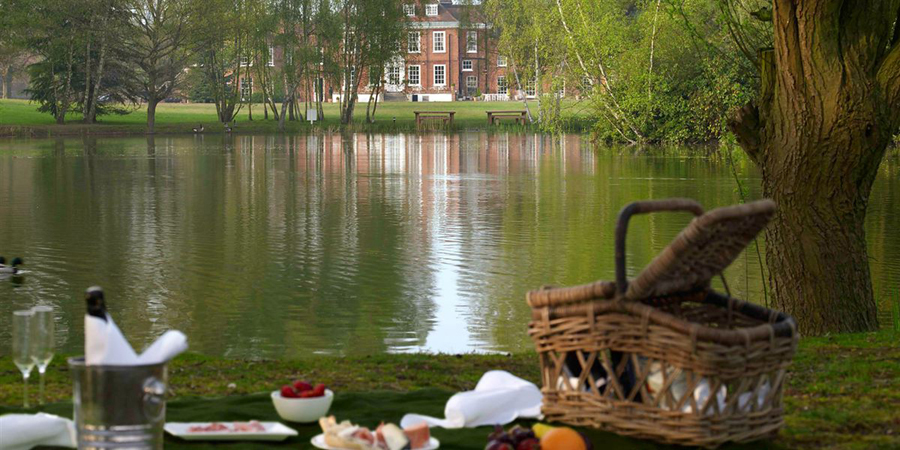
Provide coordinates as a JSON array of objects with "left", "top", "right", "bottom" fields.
[
  {"left": 12, "top": 309, "right": 35, "bottom": 408},
  {"left": 31, "top": 306, "right": 55, "bottom": 406}
]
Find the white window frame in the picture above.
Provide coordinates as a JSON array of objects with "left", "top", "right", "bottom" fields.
[
  {"left": 466, "top": 31, "right": 477, "bottom": 53},
  {"left": 403, "top": 4, "right": 415, "bottom": 16},
  {"left": 433, "top": 31, "right": 445, "bottom": 53},
  {"left": 268, "top": 46, "right": 275, "bottom": 67},
  {"left": 433, "top": 64, "right": 446, "bottom": 87},
  {"left": 525, "top": 79, "right": 536, "bottom": 97},
  {"left": 240, "top": 55, "right": 250, "bottom": 67},
  {"left": 240, "top": 78, "right": 253, "bottom": 101},
  {"left": 425, "top": 4, "right": 438, "bottom": 16},
  {"left": 408, "top": 65, "right": 421, "bottom": 86},
  {"left": 387, "top": 65, "right": 402, "bottom": 86},
  {"left": 497, "top": 76, "right": 507, "bottom": 95},
  {"left": 408, "top": 32, "right": 420, "bottom": 53},
  {"left": 462, "top": 60, "right": 473, "bottom": 72},
  {"left": 497, "top": 55, "right": 507, "bottom": 67},
  {"left": 466, "top": 75, "right": 477, "bottom": 89}
]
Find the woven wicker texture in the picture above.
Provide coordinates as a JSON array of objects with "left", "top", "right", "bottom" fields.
[
  {"left": 526, "top": 199, "right": 797, "bottom": 448},
  {"left": 625, "top": 200, "right": 776, "bottom": 300}
]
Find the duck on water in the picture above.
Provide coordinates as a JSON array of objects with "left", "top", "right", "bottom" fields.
[{"left": 0, "top": 256, "right": 24, "bottom": 274}]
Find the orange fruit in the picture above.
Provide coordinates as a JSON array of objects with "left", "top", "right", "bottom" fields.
[{"left": 540, "top": 427, "right": 586, "bottom": 450}]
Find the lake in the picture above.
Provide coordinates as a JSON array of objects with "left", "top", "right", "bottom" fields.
[{"left": 0, "top": 133, "right": 897, "bottom": 358}]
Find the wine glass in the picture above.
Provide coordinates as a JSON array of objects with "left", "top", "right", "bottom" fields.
[
  {"left": 12, "top": 309, "right": 35, "bottom": 408},
  {"left": 31, "top": 305, "right": 55, "bottom": 406}
]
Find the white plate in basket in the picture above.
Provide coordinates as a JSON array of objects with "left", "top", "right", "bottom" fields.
[
  {"left": 165, "top": 422, "right": 298, "bottom": 441},
  {"left": 311, "top": 434, "right": 440, "bottom": 449}
]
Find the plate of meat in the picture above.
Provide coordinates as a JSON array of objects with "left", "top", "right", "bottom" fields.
[{"left": 164, "top": 421, "right": 298, "bottom": 441}]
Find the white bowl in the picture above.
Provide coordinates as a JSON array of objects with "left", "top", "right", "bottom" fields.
[{"left": 271, "top": 389, "right": 334, "bottom": 423}]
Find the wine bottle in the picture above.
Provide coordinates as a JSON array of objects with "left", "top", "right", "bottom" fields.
[{"left": 85, "top": 286, "right": 107, "bottom": 322}]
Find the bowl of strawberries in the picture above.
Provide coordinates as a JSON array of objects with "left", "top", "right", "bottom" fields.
[{"left": 271, "top": 380, "right": 334, "bottom": 423}]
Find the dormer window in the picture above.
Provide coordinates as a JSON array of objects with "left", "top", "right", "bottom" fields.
[
  {"left": 403, "top": 4, "right": 415, "bottom": 16},
  {"left": 426, "top": 4, "right": 438, "bottom": 16}
]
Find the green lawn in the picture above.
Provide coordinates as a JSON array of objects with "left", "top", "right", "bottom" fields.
[
  {"left": 1, "top": 329, "right": 897, "bottom": 448},
  {"left": 0, "top": 98, "right": 593, "bottom": 136}
]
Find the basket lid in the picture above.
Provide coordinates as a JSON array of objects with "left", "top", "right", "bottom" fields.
[{"left": 623, "top": 200, "right": 775, "bottom": 300}]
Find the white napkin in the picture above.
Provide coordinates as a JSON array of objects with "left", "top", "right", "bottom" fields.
[
  {"left": 400, "top": 371, "right": 542, "bottom": 429},
  {"left": 0, "top": 413, "right": 75, "bottom": 450},
  {"left": 85, "top": 314, "right": 187, "bottom": 366}
]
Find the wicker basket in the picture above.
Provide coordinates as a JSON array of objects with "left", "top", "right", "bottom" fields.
[{"left": 527, "top": 199, "right": 798, "bottom": 448}]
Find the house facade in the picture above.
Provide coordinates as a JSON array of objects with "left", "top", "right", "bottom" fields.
[{"left": 386, "top": 0, "right": 510, "bottom": 102}]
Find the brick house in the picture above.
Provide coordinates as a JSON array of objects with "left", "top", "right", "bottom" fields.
[{"left": 388, "top": 0, "right": 510, "bottom": 102}]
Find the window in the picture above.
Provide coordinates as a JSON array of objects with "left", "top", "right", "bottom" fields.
[
  {"left": 240, "top": 78, "right": 252, "bottom": 101},
  {"left": 426, "top": 4, "right": 438, "bottom": 16},
  {"left": 387, "top": 66, "right": 402, "bottom": 85},
  {"left": 497, "top": 55, "right": 507, "bottom": 67},
  {"left": 408, "top": 65, "right": 421, "bottom": 86},
  {"left": 403, "top": 4, "right": 415, "bottom": 16},
  {"left": 240, "top": 55, "right": 250, "bottom": 67},
  {"left": 408, "top": 32, "right": 420, "bottom": 53},
  {"left": 433, "top": 31, "right": 445, "bottom": 53},
  {"left": 525, "top": 79, "right": 536, "bottom": 97},
  {"left": 466, "top": 75, "right": 477, "bottom": 91},
  {"left": 268, "top": 46, "right": 275, "bottom": 67},
  {"left": 497, "top": 76, "right": 507, "bottom": 95},
  {"left": 467, "top": 31, "right": 477, "bottom": 53},
  {"left": 462, "top": 60, "right": 473, "bottom": 71},
  {"left": 433, "top": 64, "right": 446, "bottom": 86}
]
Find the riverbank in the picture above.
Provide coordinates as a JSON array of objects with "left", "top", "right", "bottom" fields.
[
  {"left": 1, "top": 329, "right": 896, "bottom": 448},
  {"left": 0, "top": 99, "right": 593, "bottom": 137}
]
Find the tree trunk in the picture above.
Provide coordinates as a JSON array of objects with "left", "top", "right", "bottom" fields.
[
  {"left": 147, "top": 98, "right": 159, "bottom": 134},
  {"left": 87, "top": 32, "right": 108, "bottom": 124},
  {"left": 728, "top": 1, "right": 900, "bottom": 334}
]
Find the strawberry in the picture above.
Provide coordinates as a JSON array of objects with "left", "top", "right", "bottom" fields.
[
  {"left": 280, "top": 385, "right": 298, "bottom": 398},
  {"left": 293, "top": 381, "right": 313, "bottom": 392},
  {"left": 299, "top": 390, "right": 319, "bottom": 398},
  {"left": 311, "top": 383, "right": 327, "bottom": 397}
]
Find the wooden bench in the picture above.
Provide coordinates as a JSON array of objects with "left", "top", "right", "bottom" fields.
[
  {"left": 487, "top": 110, "right": 527, "bottom": 125},
  {"left": 415, "top": 111, "right": 455, "bottom": 128}
]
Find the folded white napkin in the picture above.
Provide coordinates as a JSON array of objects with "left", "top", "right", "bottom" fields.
[
  {"left": 85, "top": 315, "right": 187, "bottom": 366},
  {"left": 0, "top": 413, "right": 75, "bottom": 450},
  {"left": 400, "top": 371, "right": 542, "bottom": 429}
]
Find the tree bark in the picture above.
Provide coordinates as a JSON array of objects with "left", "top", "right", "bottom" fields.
[
  {"left": 147, "top": 97, "right": 159, "bottom": 134},
  {"left": 728, "top": 0, "right": 900, "bottom": 334}
]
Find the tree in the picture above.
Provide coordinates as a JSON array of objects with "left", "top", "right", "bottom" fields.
[
  {"left": 727, "top": 0, "right": 900, "bottom": 334},
  {"left": 125, "top": 0, "right": 197, "bottom": 133},
  {"left": 334, "top": 0, "right": 406, "bottom": 125},
  {"left": 192, "top": 0, "right": 250, "bottom": 123}
]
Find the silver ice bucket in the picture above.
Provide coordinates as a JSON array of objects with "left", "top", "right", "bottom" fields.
[{"left": 68, "top": 357, "right": 168, "bottom": 450}]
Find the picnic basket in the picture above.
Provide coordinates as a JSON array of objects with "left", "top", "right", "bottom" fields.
[{"left": 526, "top": 199, "right": 798, "bottom": 448}]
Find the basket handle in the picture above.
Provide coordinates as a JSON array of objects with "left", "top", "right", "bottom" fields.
[{"left": 615, "top": 199, "right": 705, "bottom": 296}]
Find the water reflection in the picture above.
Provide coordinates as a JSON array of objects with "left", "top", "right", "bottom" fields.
[{"left": 0, "top": 133, "right": 897, "bottom": 358}]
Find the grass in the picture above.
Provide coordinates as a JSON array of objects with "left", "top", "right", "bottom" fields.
[
  {"left": 1, "top": 329, "right": 897, "bottom": 448},
  {"left": 0, "top": 98, "right": 594, "bottom": 136}
]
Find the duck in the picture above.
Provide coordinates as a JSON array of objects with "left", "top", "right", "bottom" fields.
[
  {"left": 0, "top": 257, "right": 23, "bottom": 274},
  {"left": 224, "top": 123, "right": 233, "bottom": 133},
  {"left": 192, "top": 124, "right": 205, "bottom": 133}
]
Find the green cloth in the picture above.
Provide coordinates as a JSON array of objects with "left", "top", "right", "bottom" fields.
[{"left": 1, "top": 389, "right": 776, "bottom": 449}]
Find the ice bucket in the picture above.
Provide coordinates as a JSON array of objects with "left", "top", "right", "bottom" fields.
[{"left": 68, "top": 357, "right": 167, "bottom": 450}]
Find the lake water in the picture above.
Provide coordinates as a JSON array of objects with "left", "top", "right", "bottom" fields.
[{"left": 0, "top": 133, "right": 897, "bottom": 358}]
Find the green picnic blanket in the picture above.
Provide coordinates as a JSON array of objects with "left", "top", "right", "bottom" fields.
[{"left": 1, "top": 389, "right": 780, "bottom": 449}]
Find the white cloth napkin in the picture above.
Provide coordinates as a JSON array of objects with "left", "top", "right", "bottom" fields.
[
  {"left": 0, "top": 413, "right": 75, "bottom": 450},
  {"left": 400, "top": 371, "right": 542, "bottom": 429},
  {"left": 85, "top": 314, "right": 187, "bottom": 366}
]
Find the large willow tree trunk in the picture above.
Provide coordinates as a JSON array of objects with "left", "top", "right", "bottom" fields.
[{"left": 729, "top": 1, "right": 900, "bottom": 335}]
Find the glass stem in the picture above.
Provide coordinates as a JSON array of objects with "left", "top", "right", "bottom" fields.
[
  {"left": 39, "top": 369, "right": 46, "bottom": 406},
  {"left": 23, "top": 374, "right": 30, "bottom": 409}
]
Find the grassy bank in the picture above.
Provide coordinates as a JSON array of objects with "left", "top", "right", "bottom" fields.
[
  {"left": 0, "top": 99, "right": 593, "bottom": 136},
  {"left": 0, "top": 329, "right": 897, "bottom": 448}
]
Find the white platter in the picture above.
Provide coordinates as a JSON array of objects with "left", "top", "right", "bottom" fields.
[
  {"left": 311, "top": 434, "right": 440, "bottom": 450},
  {"left": 164, "top": 422, "right": 298, "bottom": 441}
]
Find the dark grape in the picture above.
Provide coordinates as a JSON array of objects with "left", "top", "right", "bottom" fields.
[{"left": 485, "top": 440, "right": 515, "bottom": 450}]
